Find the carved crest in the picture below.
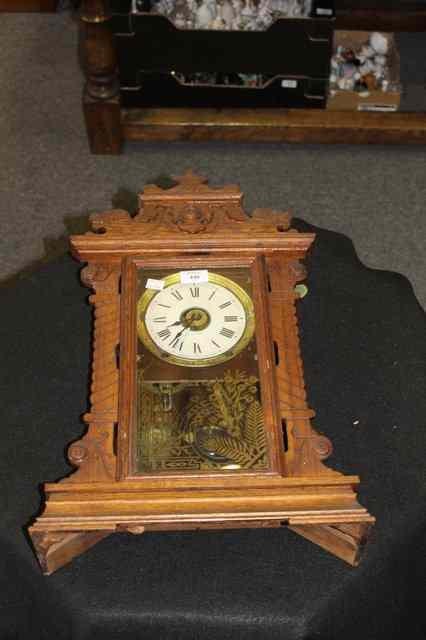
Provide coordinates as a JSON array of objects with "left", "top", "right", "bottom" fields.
[{"left": 73, "top": 170, "right": 293, "bottom": 254}]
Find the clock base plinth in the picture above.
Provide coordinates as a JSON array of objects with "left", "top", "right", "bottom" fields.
[{"left": 29, "top": 476, "right": 375, "bottom": 573}]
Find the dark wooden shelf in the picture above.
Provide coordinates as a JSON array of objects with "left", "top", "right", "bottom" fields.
[
  {"left": 122, "top": 108, "right": 426, "bottom": 146},
  {"left": 335, "top": 3, "right": 426, "bottom": 31},
  {"left": 0, "top": 0, "right": 57, "bottom": 10}
]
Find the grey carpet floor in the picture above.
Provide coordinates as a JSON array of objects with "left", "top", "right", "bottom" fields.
[{"left": 0, "top": 13, "right": 425, "bottom": 309}]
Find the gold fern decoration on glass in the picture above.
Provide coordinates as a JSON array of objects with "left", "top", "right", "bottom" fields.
[{"left": 136, "top": 370, "right": 268, "bottom": 472}]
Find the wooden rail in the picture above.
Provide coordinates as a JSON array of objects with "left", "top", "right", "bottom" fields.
[{"left": 122, "top": 108, "right": 426, "bottom": 146}]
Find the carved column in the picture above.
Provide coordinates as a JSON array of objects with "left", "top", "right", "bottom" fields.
[
  {"left": 81, "top": 0, "right": 122, "bottom": 154},
  {"left": 267, "top": 255, "right": 335, "bottom": 477},
  {"left": 65, "top": 264, "right": 121, "bottom": 482}
]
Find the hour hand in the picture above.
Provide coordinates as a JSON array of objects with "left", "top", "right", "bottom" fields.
[{"left": 173, "top": 326, "right": 189, "bottom": 341}]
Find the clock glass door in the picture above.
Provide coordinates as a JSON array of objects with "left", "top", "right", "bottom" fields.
[{"left": 133, "top": 265, "right": 271, "bottom": 474}]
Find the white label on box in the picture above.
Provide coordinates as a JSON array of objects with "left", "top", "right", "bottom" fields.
[
  {"left": 358, "top": 104, "right": 398, "bottom": 112},
  {"left": 281, "top": 79, "right": 298, "bottom": 89},
  {"left": 146, "top": 278, "right": 165, "bottom": 290},
  {"left": 316, "top": 7, "right": 333, "bottom": 15},
  {"left": 180, "top": 270, "right": 209, "bottom": 284}
]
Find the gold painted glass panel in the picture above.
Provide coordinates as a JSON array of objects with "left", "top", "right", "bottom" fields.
[{"left": 134, "top": 266, "right": 270, "bottom": 474}]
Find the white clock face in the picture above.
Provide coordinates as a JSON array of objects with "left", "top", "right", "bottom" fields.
[{"left": 137, "top": 272, "right": 255, "bottom": 367}]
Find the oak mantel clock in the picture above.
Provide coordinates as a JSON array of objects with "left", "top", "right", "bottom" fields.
[{"left": 28, "top": 171, "right": 374, "bottom": 574}]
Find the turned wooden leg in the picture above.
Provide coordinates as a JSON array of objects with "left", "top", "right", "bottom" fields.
[
  {"left": 81, "top": 0, "right": 122, "bottom": 154},
  {"left": 29, "top": 529, "right": 113, "bottom": 575},
  {"left": 84, "top": 93, "right": 122, "bottom": 155},
  {"left": 288, "top": 522, "right": 374, "bottom": 566}
]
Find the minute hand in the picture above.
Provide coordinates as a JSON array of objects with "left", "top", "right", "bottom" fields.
[{"left": 173, "top": 326, "right": 190, "bottom": 341}]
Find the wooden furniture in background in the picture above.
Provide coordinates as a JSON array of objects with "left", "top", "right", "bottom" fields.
[
  {"left": 335, "top": 0, "right": 426, "bottom": 31},
  {"left": 0, "top": 0, "right": 58, "bottom": 10},
  {"left": 28, "top": 171, "right": 374, "bottom": 574},
  {"left": 80, "top": 0, "right": 426, "bottom": 153},
  {"left": 81, "top": 0, "right": 122, "bottom": 153}
]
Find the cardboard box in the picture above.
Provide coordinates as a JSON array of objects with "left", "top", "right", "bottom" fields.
[{"left": 327, "top": 31, "right": 401, "bottom": 112}]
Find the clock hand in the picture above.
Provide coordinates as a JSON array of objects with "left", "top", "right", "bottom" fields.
[
  {"left": 173, "top": 326, "right": 190, "bottom": 341},
  {"left": 169, "top": 314, "right": 198, "bottom": 333}
]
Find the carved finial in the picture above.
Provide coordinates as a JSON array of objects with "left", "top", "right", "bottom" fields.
[
  {"left": 141, "top": 170, "right": 241, "bottom": 202},
  {"left": 172, "top": 169, "right": 208, "bottom": 190}
]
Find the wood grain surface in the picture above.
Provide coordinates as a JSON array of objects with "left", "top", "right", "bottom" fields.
[{"left": 121, "top": 108, "right": 426, "bottom": 145}]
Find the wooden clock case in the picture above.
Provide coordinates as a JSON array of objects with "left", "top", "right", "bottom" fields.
[{"left": 28, "top": 171, "right": 374, "bottom": 574}]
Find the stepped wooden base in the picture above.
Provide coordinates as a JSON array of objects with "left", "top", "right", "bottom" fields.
[{"left": 29, "top": 476, "right": 375, "bottom": 573}]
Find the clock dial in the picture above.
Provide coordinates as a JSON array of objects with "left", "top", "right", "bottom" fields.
[{"left": 137, "top": 272, "right": 255, "bottom": 367}]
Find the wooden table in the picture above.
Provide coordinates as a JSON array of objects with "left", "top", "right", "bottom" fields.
[
  {"left": 81, "top": 1, "right": 426, "bottom": 154},
  {"left": 0, "top": 0, "right": 58, "bottom": 10}
]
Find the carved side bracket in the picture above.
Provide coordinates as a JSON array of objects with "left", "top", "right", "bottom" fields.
[
  {"left": 267, "top": 256, "right": 335, "bottom": 477},
  {"left": 64, "top": 264, "right": 120, "bottom": 483},
  {"left": 30, "top": 530, "right": 113, "bottom": 575},
  {"left": 289, "top": 522, "right": 374, "bottom": 566}
]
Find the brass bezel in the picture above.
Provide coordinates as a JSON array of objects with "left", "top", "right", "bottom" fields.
[{"left": 137, "top": 271, "right": 255, "bottom": 367}]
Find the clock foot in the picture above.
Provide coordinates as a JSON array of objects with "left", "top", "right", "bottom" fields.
[
  {"left": 29, "top": 529, "right": 113, "bottom": 575},
  {"left": 288, "top": 522, "right": 374, "bottom": 566}
]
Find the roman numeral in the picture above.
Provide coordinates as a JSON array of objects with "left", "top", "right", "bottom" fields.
[
  {"left": 153, "top": 316, "right": 167, "bottom": 323},
  {"left": 211, "top": 339, "right": 221, "bottom": 349},
  {"left": 224, "top": 316, "right": 239, "bottom": 322},
  {"left": 157, "top": 303, "right": 171, "bottom": 309},
  {"left": 171, "top": 290, "right": 183, "bottom": 301},
  {"left": 190, "top": 287, "right": 199, "bottom": 298},
  {"left": 193, "top": 343, "right": 201, "bottom": 354},
  {"left": 220, "top": 327, "right": 235, "bottom": 339},
  {"left": 208, "top": 290, "right": 217, "bottom": 300},
  {"left": 219, "top": 301, "right": 232, "bottom": 309},
  {"left": 169, "top": 335, "right": 181, "bottom": 349},
  {"left": 157, "top": 328, "right": 171, "bottom": 340}
]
